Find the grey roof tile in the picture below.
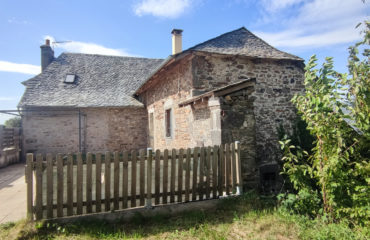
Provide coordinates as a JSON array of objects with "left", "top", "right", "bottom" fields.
[
  {"left": 19, "top": 53, "right": 164, "bottom": 108},
  {"left": 187, "top": 27, "right": 303, "bottom": 61}
]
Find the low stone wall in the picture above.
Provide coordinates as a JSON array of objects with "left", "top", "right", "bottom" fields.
[
  {"left": 0, "top": 147, "right": 20, "bottom": 168},
  {"left": 46, "top": 197, "right": 226, "bottom": 224},
  {"left": 0, "top": 126, "right": 21, "bottom": 167}
]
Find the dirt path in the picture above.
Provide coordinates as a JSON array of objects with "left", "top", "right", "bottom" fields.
[{"left": 0, "top": 163, "right": 26, "bottom": 224}]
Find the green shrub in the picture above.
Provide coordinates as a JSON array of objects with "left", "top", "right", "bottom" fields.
[
  {"left": 278, "top": 188, "right": 321, "bottom": 218},
  {"left": 279, "top": 21, "right": 370, "bottom": 226},
  {"left": 4, "top": 117, "right": 21, "bottom": 128}
]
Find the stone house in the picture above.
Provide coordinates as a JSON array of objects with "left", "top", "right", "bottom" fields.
[{"left": 19, "top": 27, "right": 304, "bottom": 190}]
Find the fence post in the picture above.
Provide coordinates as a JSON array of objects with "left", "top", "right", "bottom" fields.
[
  {"left": 26, "top": 153, "right": 33, "bottom": 221},
  {"left": 146, "top": 148, "right": 153, "bottom": 208},
  {"left": 35, "top": 154, "right": 43, "bottom": 220},
  {"left": 235, "top": 141, "right": 243, "bottom": 195}
]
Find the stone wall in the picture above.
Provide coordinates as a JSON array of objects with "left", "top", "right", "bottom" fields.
[
  {"left": 141, "top": 58, "right": 194, "bottom": 150},
  {"left": 22, "top": 110, "right": 80, "bottom": 155},
  {"left": 191, "top": 99, "right": 221, "bottom": 147},
  {"left": 140, "top": 52, "right": 304, "bottom": 190},
  {"left": 0, "top": 126, "right": 21, "bottom": 168},
  {"left": 0, "top": 147, "right": 20, "bottom": 168},
  {"left": 83, "top": 108, "right": 147, "bottom": 152},
  {"left": 192, "top": 53, "right": 305, "bottom": 168},
  {"left": 140, "top": 57, "right": 221, "bottom": 150},
  {"left": 219, "top": 85, "right": 257, "bottom": 188},
  {"left": 22, "top": 107, "right": 147, "bottom": 155}
]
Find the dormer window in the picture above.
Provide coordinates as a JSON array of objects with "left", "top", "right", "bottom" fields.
[{"left": 64, "top": 74, "right": 76, "bottom": 83}]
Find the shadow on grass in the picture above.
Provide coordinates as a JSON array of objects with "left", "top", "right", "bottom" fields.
[{"left": 16, "top": 191, "right": 277, "bottom": 239}]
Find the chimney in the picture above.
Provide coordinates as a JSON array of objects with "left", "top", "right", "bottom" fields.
[
  {"left": 171, "top": 29, "right": 183, "bottom": 55},
  {"left": 40, "top": 39, "right": 54, "bottom": 72}
]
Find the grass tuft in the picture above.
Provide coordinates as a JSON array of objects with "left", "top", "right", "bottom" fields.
[{"left": 0, "top": 191, "right": 367, "bottom": 239}]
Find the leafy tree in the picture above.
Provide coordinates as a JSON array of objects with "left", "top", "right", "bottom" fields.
[
  {"left": 279, "top": 21, "right": 370, "bottom": 225},
  {"left": 4, "top": 117, "right": 21, "bottom": 128}
]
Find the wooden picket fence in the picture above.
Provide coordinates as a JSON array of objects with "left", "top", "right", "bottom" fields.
[{"left": 25, "top": 142, "right": 242, "bottom": 220}]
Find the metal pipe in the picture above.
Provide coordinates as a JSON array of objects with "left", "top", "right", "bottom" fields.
[
  {"left": 79, "top": 109, "right": 81, "bottom": 153},
  {"left": 0, "top": 111, "right": 20, "bottom": 116}
]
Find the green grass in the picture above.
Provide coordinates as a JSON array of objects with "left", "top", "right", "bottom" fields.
[{"left": 1, "top": 192, "right": 368, "bottom": 240}]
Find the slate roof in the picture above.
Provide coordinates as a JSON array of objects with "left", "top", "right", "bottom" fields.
[
  {"left": 187, "top": 27, "right": 302, "bottom": 61},
  {"left": 19, "top": 53, "right": 164, "bottom": 108},
  {"left": 135, "top": 27, "right": 303, "bottom": 94}
]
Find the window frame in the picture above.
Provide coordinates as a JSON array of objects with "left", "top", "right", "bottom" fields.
[
  {"left": 165, "top": 108, "right": 172, "bottom": 138},
  {"left": 64, "top": 74, "right": 76, "bottom": 83},
  {"left": 149, "top": 112, "right": 154, "bottom": 147}
]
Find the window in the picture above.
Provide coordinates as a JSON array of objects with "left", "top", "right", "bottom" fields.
[
  {"left": 64, "top": 74, "right": 76, "bottom": 83},
  {"left": 165, "top": 109, "right": 172, "bottom": 138},
  {"left": 149, "top": 112, "right": 154, "bottom": 147}
]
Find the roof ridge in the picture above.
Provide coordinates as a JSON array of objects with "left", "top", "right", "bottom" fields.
[
  {"left": 61, "top": 52, "right": 164, "bottom": 60},
  {"left": 187, "top": 27, "right": 248, "bottom": 51},
  {"left": 245, "top": 30, "right": 302, "bottom": 60},
  {"left": 183, "top": 26, "right": 302, "bottom": 61}
]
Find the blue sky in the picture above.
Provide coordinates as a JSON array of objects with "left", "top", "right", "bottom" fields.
[{"left": 0, "top": 0, "right": 369, "bottom": 123}]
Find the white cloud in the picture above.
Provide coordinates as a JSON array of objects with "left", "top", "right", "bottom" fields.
[
  {"left": 0, "top": 97, "right": 15, "bottom": 101},
  {"left": 0, "top": 61, "right": 40, "bottom": 75},
  {"left": 134, "top": 0, "right": 191, "bottom": 18},
  {"left": 0, "top": 37, "right": 134, "bottom": 75},
  {"left": 261, "top": 0, "right": 305, "bottom": 12},
  {"left": 255, "top": 26, "right": 361, "bottom": 48},
  {"left": 59, "top": 41, "right": 133, "bottom": 56},
  {"left": 43, "top": 36, "right": 135, "bottom": 56},
  {"left": 255, "top": 0, "right": 369, "bottom": 48},
  {"left": 7, "top": 17, "right": 31, "bottom": 25}
]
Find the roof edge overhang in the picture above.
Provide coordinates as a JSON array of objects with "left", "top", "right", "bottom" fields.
[
  {"left": 178, "top": 78, "right": 256, "bottom": 107},
  {"left": 19, "top": 105, "right": 145, "bottom": 110},
  {"left": 192, "top": 50, "right": 304, "bottom": 62},
  {"left": 135, "top": 50, "right": 194, "bottom": 95}
]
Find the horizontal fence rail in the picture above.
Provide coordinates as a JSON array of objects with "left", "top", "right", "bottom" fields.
[{"left": 25, "top": 142, "right": 242, "bottom": 220}]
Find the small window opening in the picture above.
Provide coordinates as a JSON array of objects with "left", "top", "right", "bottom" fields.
[
  {"left": 64, "top": 74, "right": 76, "bottom": 83},
  {"left": 165, "top": 109, "right": 172, "bottom": 138},
  {"left": 149, "top": 112, "right": 154, "bottom": 147}
]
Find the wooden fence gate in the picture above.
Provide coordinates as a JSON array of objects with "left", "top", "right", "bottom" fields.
[{"left": 25, "top": 142, "right": 242, "bottom": 220}]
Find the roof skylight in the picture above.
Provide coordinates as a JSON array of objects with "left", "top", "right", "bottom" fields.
[{"left": 64, "top": 74, "right": 76, "bottom": 83}]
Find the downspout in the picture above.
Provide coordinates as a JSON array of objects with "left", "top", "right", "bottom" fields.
[
  {"left": 78, "top": 109, "right": 81, "bottom": 153},
  {"left": 17, "top": 107, "right": 24, "bottom": 161}
]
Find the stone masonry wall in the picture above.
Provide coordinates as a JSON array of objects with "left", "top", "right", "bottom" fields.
[
  {"left": 141, "top": 57, "right": 221, "bottom": 150},
  {"left": 219, "top": 85, "right": 257, "bottom": 188},
  {"left": 192, "top": 52, "right": 305, "bottom": 170},
  {"left": 141, "top": 58, "right": 194, "bottom": 150},
  {"left": 22, "top": 110, "right": 80, "bottom": 155},
  {"left": 83, "top": 108, "right": 147, "bottom": 152},
  {"left": 22, "top": 107, "right": 147, "bottom": 155},
  {"left": 191, "top": 100, "right": 221, "bottom": 147}
]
